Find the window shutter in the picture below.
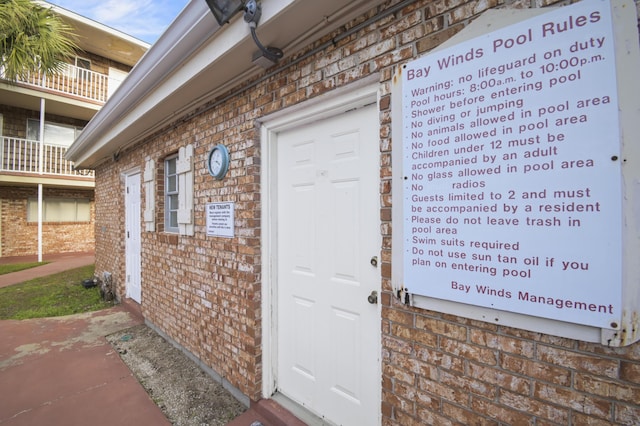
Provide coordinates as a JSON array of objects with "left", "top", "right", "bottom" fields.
[
  {"left": 143, "top": 157, "right": 155, "bottom": 232},
  {"left": 177, "top": 144, "right": 194, "bottom": 236}
]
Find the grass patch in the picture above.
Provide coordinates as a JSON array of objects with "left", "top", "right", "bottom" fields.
[
  {"left": 0, "top": 265, "right": 113, "bottom": 320},
  {"left": 0, "top": 262, "right": 49, "bottom": 275}
]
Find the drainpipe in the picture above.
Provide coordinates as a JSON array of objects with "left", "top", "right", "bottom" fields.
[{"left": 37, "top": 98, "right": 45, "bottom": 263}]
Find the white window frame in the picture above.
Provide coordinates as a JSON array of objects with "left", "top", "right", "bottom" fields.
[
  {"left": 27, "top": 197, "right": 91, "bottom": 223},
  {"left": 164, "top": 154, "right": 179, "bottom": 233},
  {"left": 26, "top": 119, "right": 82, "bottom": 147},
  {"left": 75, "top": 56, "right": 91, "bottom": 81},
  {"left": 75, "top": 56, "right": 91, "bottom": 70},
  {"left": 64, "top": 56, "right": 91, "bottom": 80}
]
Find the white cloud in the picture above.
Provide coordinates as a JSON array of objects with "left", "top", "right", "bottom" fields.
[
  {"left": 94, "top": 0, "right": 150, "bottom": 22},
  {"left": 47, "top": 0, "right": 190, "bottom": 43}
]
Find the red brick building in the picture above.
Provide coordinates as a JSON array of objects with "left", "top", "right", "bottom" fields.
[
  {"left": 0, "top": 1, "right": 148, "bottom": 258},
  {"left": 67, "top": 0, "right": 640, "bottom": 424}
]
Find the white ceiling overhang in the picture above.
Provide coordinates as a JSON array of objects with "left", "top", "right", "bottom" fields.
[
  {"left": 38, "top": 1, "right": 150, "bottom": 66},
  {"left": 66, "top": 0, "right": 387, "bottom": 169}
]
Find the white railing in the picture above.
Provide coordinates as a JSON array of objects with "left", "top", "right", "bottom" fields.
[
  {"left": 0, "top": 137, "right": 94, "bottom": 178},
  {"left": 5, "top": 63, "right": 109, "bottom": 103}
]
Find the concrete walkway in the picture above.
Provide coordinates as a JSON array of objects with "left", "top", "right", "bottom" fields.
[
  {"left": 0, "top": 252, "right": 170, "bottom": 425},
  {"left": 0, "top": 307, "right": 170, "bottom": 426},
  {"left": 0, "top": 252, "right": 95, "bottom": 288},
  {"left": 0, "top": 252, "right": 305, "bottom": 426}
]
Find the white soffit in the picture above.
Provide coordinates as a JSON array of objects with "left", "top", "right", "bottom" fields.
[{"left": 37, "top": 1, "right": 150, "bottom": 66}]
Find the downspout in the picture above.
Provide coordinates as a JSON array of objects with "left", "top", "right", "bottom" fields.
[{"left": 38, "top": 98, "right": 45, "bottom": 262}]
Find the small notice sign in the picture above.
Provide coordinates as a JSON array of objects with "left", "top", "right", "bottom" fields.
[
  {"left": 206, "top": 202, "right": 234, "bottom": 238},
  {"left": 401, "top": 0, "right": 622, "bottom": 328}
]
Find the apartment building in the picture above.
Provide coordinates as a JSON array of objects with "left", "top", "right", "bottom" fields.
[
  {"left": 66, "top": 0, "right": 640, "bottom": 424},
  {"left": 0, "top": 1, "right": 149, "bottom": 258}
]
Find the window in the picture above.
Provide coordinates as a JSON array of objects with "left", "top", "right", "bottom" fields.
[
  {"left": 164, "top": 155, "right": 179, "bottom": 233},
  {"left": 75, "top": 57, "right": 91, "bottom": 70},
  {"left": 27, "top": 119, "right": 83, "bottom": 147},
  {"left": 154, "top": 146, "right": 195, "bottom": 235},
  {"left": 160, "top": 146, "right": 194, "bottom": 236},
  {"left": 74, "top": 57, "right": 91, "bottom": 80},
  {"left": 63, "top": 56, "right": 91, "bottom": 80},
  {"left": 27, "top": 198, "right": 91, "bottom": 222}
]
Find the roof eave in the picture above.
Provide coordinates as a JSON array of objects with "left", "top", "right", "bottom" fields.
[
  {"left": 67, "top": 0, "right": 387, "bottom": 169},
  {"left": 66, "top": 0, "right": 216, "bottom": 167},
  {"left": 37, "top": 1, "right": 150, "bottom": 66}
]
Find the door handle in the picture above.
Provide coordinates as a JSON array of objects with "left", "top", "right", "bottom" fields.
[{"left": 367, "top": 291, "right": 378, "bottom": 304}]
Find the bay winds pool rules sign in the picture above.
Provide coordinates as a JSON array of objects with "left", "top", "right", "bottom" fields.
[{"left": 401, "top": 0, "right": 627, "bottom": 329}]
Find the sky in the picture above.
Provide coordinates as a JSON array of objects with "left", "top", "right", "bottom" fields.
[{"left": 47, "top": 0, "right": 191, "bottom": 44}]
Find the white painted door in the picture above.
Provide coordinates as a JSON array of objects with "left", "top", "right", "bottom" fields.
[
  {"left": 276, "top": 104, "right": 380, "bottom": 425},
  {"left": 125, "top": 173, "right": 142, "bottom": 303},
  {"left": 107, "top": 67, "right": 128, "bottom": 99}
]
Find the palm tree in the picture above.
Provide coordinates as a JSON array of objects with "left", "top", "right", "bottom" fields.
[{"left": 0, "top": 0, "right": 77, "bottom": 82}]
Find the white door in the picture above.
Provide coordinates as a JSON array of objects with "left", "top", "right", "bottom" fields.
[
  {"left": 107, "top": 67, "right": 128, "bottom": 99},
  {"left": 125, "top": 173, "right": 142, "bottom": 303},
  {"left": 276, "top": 104, "right": 381, "bottom": 425}
]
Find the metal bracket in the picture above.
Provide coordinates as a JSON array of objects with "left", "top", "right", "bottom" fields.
[{"left": 396, "top": 286, "right": 413, "bottom": 306}]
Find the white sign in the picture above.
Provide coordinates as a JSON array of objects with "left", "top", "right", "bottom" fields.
[
  {"left": 402, "top": 0, "right": 621, "bottom": 328},
  {"left": 206, "top": 202, "right": 234, "bottom": 238}
]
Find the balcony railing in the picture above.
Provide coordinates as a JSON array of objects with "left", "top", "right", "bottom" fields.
[
  {"left": 0, "top": 137, "right": 94, "bottom": 178},
  {"left": 5, "top": 63, "right": 109, "bottom": 104}
]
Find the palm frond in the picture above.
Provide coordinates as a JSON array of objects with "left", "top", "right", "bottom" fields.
[{"left": 0, "top": 0, "right": 78, "bottom": 82}]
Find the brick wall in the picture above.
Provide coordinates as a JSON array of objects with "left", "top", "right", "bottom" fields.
[
  {"left": 0, "top": 105, "right": 88, "bottom": 138},
  {"left": 0, "top": 186, "right": 95, "bottom": 256},
  {"left": 378, "top": 1, "right": 640, "bottom": 424},
  {"left": 91, "top": 0, "right": 640, "bottom": 423},
  {"left": 74, "top": 50, "right": 131, "bottom": 76},
  {"left": 380, "top": 306, "right": 640, "bottom": 424},
  {"left": 94, "top": 119, "right": 265, "bottom": 399},
  {"left": 93, "top": 165, "right": 125, "bottom": 292},
  {"left": 0, "top": 106, "right": 93, "bottom": 258}
]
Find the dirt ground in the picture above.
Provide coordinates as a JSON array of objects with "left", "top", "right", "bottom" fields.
[{"left": 106, "top": 324, "right": 247, "bottom": 425}]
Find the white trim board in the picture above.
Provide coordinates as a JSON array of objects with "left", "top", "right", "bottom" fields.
[{"left": 260, "top": 79, "right": 380, "bottom": 403}]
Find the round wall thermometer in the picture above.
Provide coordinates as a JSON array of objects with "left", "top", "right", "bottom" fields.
[{"left": 207, "top": 144, "right": 230, "bottom": 180}]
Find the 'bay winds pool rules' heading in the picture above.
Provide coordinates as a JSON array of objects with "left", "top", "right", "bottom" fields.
[{"left": 401, "top": 0, "right": 622, "bottom": 329}]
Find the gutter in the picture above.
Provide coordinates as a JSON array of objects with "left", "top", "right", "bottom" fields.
[
  {"left": 65, "top": 0, "right": 219, "bottom": 166},
  {"left": 66, "top": 0, "right": 391, "bottom": 169}
]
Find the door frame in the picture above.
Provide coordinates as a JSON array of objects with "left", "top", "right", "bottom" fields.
[
  {"left": 259, "top": 77, "right": 381, "bottom": 410},
  {"left": 124, "top": 168, "right": 142, "bottom": 303}
]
